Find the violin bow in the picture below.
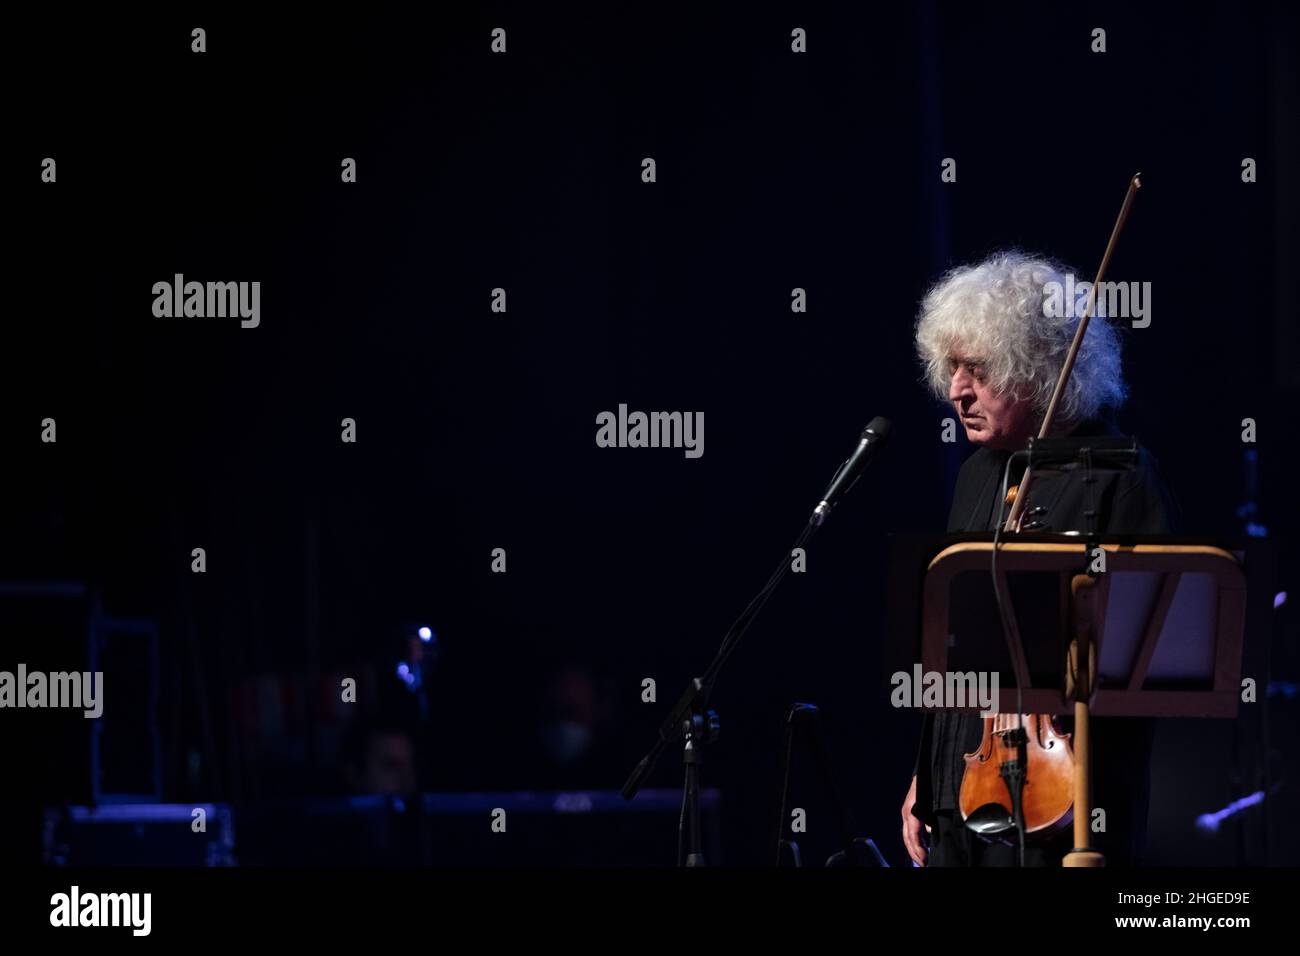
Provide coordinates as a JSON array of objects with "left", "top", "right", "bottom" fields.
[{"left": 1002, "top": 173, "right": 1143, "bottom": 532}]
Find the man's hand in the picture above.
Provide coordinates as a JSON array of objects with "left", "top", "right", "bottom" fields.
[{"left": 901, "top": 774, "right": 931, "bottom": 866}]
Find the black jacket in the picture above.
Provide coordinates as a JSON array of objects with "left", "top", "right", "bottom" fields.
[{"left": 911, "top": 419, "right": 1178, "bottom": 829}]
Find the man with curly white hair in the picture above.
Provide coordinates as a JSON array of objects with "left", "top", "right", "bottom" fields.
[{"left": 900, "top": 250, "right": 1177, "bottom": 867}]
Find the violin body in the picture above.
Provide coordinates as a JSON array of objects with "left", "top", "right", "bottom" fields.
[{"left": 959, "top": 713, "right": 1074, "bottom": 842}]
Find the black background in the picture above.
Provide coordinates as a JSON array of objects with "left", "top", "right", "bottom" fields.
[{"left": 6, "top": 3, "right": 1297, "bottom": 867}]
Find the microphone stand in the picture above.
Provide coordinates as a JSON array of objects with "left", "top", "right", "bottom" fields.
[{"left": 621, "top": 450, "right": 874, "bottom": 866}]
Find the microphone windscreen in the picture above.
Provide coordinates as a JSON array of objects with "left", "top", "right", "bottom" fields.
[{"left": 864, "top": 416, "right": 892, "bottom": 444}]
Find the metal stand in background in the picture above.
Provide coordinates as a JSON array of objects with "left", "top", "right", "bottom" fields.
[
  {"left": 624, "top": 674, "right": 724, "bottom": 866},
  {"left": 679, "top": 702, "right": 719, "bottom": 867},
  {"left": 774, "top": 702, "right": 888, "bottom": 867}
]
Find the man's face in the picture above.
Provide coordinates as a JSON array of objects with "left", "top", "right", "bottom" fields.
[{"left": 948, "top": 356, "right": 1037, "bottom": 450}]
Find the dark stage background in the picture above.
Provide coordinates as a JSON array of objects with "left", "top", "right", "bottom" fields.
[{"left": 5, "top": 3, "right": 1298, "bottom": 867}]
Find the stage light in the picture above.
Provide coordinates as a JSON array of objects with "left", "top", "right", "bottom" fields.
[{"left": 418, "top": 626, "right": 433, "bottom": 642}]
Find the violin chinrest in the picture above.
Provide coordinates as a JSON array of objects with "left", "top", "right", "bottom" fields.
[{"left": 964, "top": 802, "right": 1015, "bottom": 838}]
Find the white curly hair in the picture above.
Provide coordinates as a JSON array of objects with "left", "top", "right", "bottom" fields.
[{"left": 914, "top": 250, "right": 1127, "bottom": 426}]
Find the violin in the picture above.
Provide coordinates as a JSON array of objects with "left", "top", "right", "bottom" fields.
[{"left": 957, "top": 174, "right": 1142, "bottom": 845}]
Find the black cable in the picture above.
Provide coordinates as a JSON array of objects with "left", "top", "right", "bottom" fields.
[
  {"left": 990, "top": 450, "right": 1029, "bottom": 867},
  {"left": 702, "top": 515, "right": 819, "bottom": 696},
  {"left": 702, "top": 453, "right": 852, "bottom": 693},
  {"left": 677, "top": 766, "right": 688, "bottom": 867}
]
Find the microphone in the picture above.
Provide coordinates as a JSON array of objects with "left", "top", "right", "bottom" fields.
[{"left": 811, "top": 417, "right": 892, "bottom": 526}]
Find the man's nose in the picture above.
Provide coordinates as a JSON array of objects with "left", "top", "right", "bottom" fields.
[{"left": 949, "top": 367, "right": 974, "bottom": 402}]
